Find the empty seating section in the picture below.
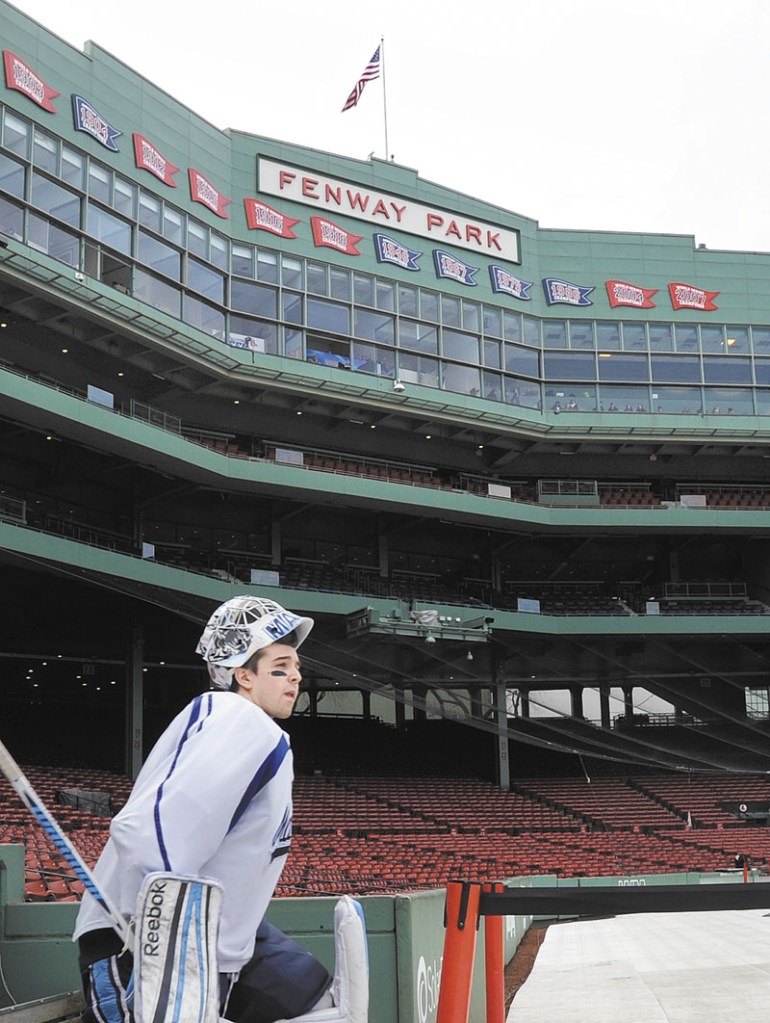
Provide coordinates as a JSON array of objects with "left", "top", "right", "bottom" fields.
[{"left": 3, "top": 766, "right": 770, "bottom": 900}]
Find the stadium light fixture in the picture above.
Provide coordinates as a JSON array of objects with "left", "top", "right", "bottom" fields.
[{"left": 424, "top": 631, "right": 436, "bottom": 644}]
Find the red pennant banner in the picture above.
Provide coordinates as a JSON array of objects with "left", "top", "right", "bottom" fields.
[
  {"left": 189, "top": 169, "right": 230, "bottom": 219},
  {"left": 605, "top": 279, "right": 658, "bottom": 309},
  {"left": 310, "top": 216, "right": 363, "bottom": 255},
  {"left": 132, "top": 134, "right": 179, "bottom": 187},
  {"left": 3, "top": 51, "right": 59, "bottom": 112},
  {"left": 243, "top": 198, "right": 299, "bottom": 238},
  {"left": 668, "top": 281, "right": 719, "bottom": 311}
]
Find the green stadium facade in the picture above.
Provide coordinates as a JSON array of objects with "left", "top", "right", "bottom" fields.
[{"left": 2, "top": 0, "right": 770, "bottom": 782}]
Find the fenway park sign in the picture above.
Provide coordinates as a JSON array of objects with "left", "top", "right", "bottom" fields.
[{"left": 258, "top": 158, "right": 520, "bottom": 263}]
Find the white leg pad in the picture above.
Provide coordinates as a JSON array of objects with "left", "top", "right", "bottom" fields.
[
  {"left": 134, "top": 871, "right": 223, "bottom": 1023},
  {"left": 274, "top": 895, "right": 369, "bottom": 1023}
]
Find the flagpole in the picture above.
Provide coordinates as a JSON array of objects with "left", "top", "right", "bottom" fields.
[{"left": 381, "top": 35, "right": 390, "bottom": 159}]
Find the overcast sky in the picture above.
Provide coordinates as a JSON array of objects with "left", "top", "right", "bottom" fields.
[{"left": 11, "top": 0, "right": 770, "bottom": 255}]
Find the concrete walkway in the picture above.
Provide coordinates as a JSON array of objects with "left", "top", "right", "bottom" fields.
[{"left": 508, "top": 909, "right": 770, "bottom": 1022}]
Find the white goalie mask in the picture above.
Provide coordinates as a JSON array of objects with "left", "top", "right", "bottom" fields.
[{"left": 196, "top": 595, "right": 314, "bottom": 689}]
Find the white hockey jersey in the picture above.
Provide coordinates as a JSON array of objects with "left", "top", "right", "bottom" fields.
[{"left": 73, "top": 690, "right": 294, "bottom": 973}]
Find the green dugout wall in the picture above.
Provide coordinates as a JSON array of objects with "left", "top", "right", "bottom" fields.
[{"left": 0, "top": 843, "right": 752, "bottom": 1022}]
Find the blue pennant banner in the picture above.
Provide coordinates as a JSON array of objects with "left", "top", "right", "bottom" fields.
[
  {"left": 72, "top": 95, "right": 122, "bottom": 151},
  {"left": 489, "top": 265, "right": 533, "bottom": 301},
  {"left": 433, "top": 250, "right": 479, "bottom": 286},
  {"left": 543, "top": 277, "right": 594, "bottom": 307},
  {"left": 373, "top": 234, "right": 422, "bottom": 271}
]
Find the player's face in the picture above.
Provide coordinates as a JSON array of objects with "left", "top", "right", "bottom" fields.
[{"left": 238, "top": 643, "right": 302, "bottom": 719}]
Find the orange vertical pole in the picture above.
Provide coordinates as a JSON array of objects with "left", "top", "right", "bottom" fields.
[
  {"left": 483, "top": 882, "right": 506, "bottom": 1023},
  {"left": 743, "top": 861, "right": 749, "bottom": 884},
  {"left": 436, "top": 880, "right": 482, "bottom": 1023}
]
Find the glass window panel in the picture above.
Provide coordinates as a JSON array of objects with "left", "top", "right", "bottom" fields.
[
  {"left": 307, "top": 297, "right": 350, "bottom": 334},
  {"left": 650, "top": 355, "right": 701, "bottom": 383},
  {"left": 228, "top": 315, "right": 278, "bottom": 355},
  {"left": 230, "top": 280, "right": 278, "bottom": 315},
  {"left": 256, "top": 248, "right": 278, "bottom": 283},
  {"left": 443, "top": 328, "right": 479, "bottom": 363},
  {"left": 32, "top": 129, "right": 57, "bottom": 173},
  {"left": 483, "top": 338, "right": 501, "bottom": 369},
  {"left": 60, "top": 146, "right": 84, "bottom": 187},
  {"left": 597, "top": 321, "right": 621, "bottom": 349},
  {"left": 504, "top": 343, "right": 539, "bottom": 377},
  {"left": 703, "top": 356, "right": 752, "bottom": 384},
  {"left": 376, "top": 279, "right": 395, "bottom": 310},
  {"left": 542, "top": 320, "right": 567, "bottom": 348},
  {"left": 700, "top": 325, "right": 724, "bottom": 353},
  {"left": 282, "top": 291, "right": 302, "bottom": 324},
  {"left": 755, "top": 390, "right": 770, "bottom": 415},
  {"left": 398, "top": 284, "right": 418, "bottom": 316},
  {"left": 399, "top": 320, "right": 437, "bottom": 353},
  {"left": 187, "top": 257, "right": 224, "bottom": 302},
  {"left": 232, "top": 244, "right": 253, "bottom": 277},
  {"left": 598, "top": 353, "right": 648, "bottom": 381},
  {"left": 508, "top": 378, "right": 541, "bottom": 408},
  {"left": 31, "top": 173, "right": 80, "bottom": 226},
  {"left": 463, "top": 300, "right": 480, "bottom": 333},
  {"left": 649, "top": 324, "right": 673, "bottom": 351},
  {"left": 210, "top": 232, "right": 228, "bottom": 269},
  {"left": 353, "top": 272, "right": 373, "bottom": 306},
  {"left": 622, "top": 322, "right": 646, "bottom": 349},
  {"left": 355, "top": 308, "right": 395, "bottom": 344},
  {"left": 398, "top": 352, "right": 438, "bottom": 387},
  {"left": 0, "top": 152, "right": 25, "bottom": 198},
  {"left": 86, "top": 203, "right": 131, "bottom": 253},
  {"left": 105, "top": 176, "right": 132, "bottom": 217},
  {"left": 134, "top": 268, "right": 181, "bottom": 317},
  {"left": 482, "top": 370, "right": 503, "bottom": 401},
  {"left": 281, "top": 256, "right": 303, "bottom": 288},
  {"left": 138, "top": 231, "right": 180, "bottom": 279},
  {"left": 351, "top": 341, "right": 396, "bottom": 378},
  {"left": 306, "top": 336, "right": 351, "bottom": 368},
  {"left": 163, "top": 207, "right": 184, "bottom": 245},
  {"left": 3, "top": 112, "right": 30, "bottom": 157},
  {"left": 444, "top": 363, "right": 481, "bottom": 396},
  {"left": 753, "top": 327, "right": 770, "bottom": 352},
  {"left": 755, "top": 361, "right": 770, "bottom": 385},
  {"left": 88, "top": 164, "right": 111, "bottom": 204},
  {"left": 483, "top": 305, "right": 502, "bottom": 338},
  {"left": 543, "top": 352, "right": 595, "bottom": 380},
  {"left": 306, "top": 261, "right": 327, "bottom": 296},
  {"left": 598, "top": 385, "right": 650, "bottom": 412},
  {"left": 523, "top": 316, "right": 541, "bottom": 346},
  {"left": 546, "top": 385, "right": 596, "bottom": 412},
  {"left": 285, "top": 328, "right": 303, "bottom": 360},
  {"left": 675, "top": 324, "right": 699, "bottom": 351},
  {"left": 0, "top": 194, "right": 23, "bottom": 240},
  {"left": 420, "top": 289, "right": 439, "bottom": 321},
  {"left": 138, "top": 192, "right": 161, "bottom": 231},
  {"left": 330, "top": 268, "right": 351, "bottom": 300},
  {"left": 503, "top": 310, "right": 522, "bottom": 342},
  {"left": 441, "top": 294, "right": 461, "bottom": 327},
  {"left": 28, "top": 213, "right": 79, "bottom": 266},
  {"left": 703, "top": 387, "right": 753, "bottom": 414},
  {"left": 569, "top": 321, "right": 594, "bottom": 348},
  {"left": 187, "top": 219, "right": 208, "bottom": 259},
  {"left": 650, "top": 385, "right": 700, "bottom": 414},
  {"left": 184, "top": 295, "right": 225, "bottom": 338},
  {"left": 725, "top": 326, "right": 749, "bottom": 353}
]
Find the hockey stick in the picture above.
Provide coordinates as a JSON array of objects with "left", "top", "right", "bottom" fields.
[{"left": 0, "top": 736, "right": 130, "bottom": 945}]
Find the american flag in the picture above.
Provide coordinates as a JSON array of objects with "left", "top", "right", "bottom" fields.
[{"left": 341, "top": 46, "right": 381, "bottom": 112}]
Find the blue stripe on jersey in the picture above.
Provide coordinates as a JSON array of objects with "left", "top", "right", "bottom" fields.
[
  {"left": 153, "top": 694, "right": 213, "bottom": 870},
  {"left": 228, "top": 734, "right": 290, "bottom": 832}
]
